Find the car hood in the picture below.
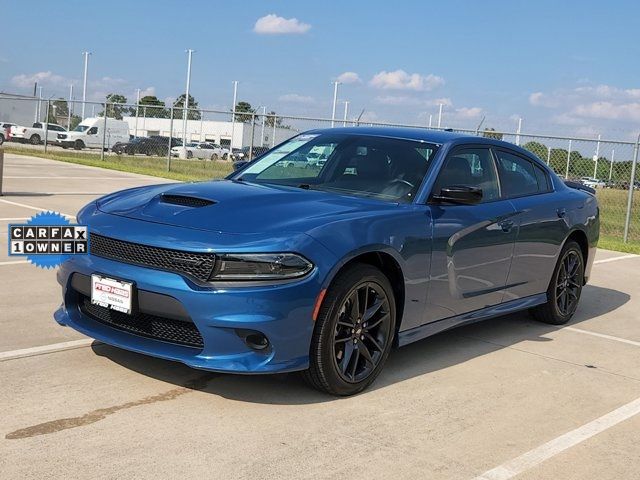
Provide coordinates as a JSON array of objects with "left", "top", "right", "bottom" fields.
[{"left": 96, "top": 180, "right": 399, "bottom": 235}]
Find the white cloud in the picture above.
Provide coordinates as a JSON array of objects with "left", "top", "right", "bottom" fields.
[
  {"left": 374, "top": 95, "right": 452, "bottom": 107},
  {"left": 278, "top": 93, "right": 315, "bottom": 104},
  {"left": 454, "top": 107, "right": 483, "bottom": 119},
  {"left": 370, "top": 70, "right": 444, "bottom": 91},
  {"left": 11, "top": 71, "right": 71, "bottom": 88},
  {"left": 254, "top": 14, "right": 311, "bottom": 35},
  {"left": 336, "top": 72, "right": 361, "bottom": 84},
  {"left": 573, "top": 101, "right": 640, "bottom": 122},
  {"left": 138, "top": 87, "right": 156, "bottom": 98}
]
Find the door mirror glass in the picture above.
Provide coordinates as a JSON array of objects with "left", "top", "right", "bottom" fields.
[{"left": 433, "top": 185, "right": 483, "bottom": 204}]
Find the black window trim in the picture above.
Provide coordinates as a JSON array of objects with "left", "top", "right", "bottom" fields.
[{"left": 491, "top": 147, "right": 554, "bottom": 199}]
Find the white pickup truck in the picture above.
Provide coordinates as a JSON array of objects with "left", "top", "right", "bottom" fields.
[{"left": 10, "top": 122, "right": 67, "bottom": 145}]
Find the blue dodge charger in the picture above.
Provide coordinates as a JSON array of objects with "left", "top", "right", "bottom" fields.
[{"left": 55, "top": 127, "right": 599, "bottom": 395}]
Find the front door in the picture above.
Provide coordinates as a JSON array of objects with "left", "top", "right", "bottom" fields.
[{"left": 425, "top": 147, "right": 517, "bottom": 323}]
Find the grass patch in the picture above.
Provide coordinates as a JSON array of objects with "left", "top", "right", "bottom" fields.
[{"left": 3, "top": 145, "right": 233, "bottom": 182}]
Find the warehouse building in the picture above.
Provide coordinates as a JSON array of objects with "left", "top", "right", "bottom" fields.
[
  {"left": 122, "top": 116, "right": 297, "bottom": 149},
  {"left": 0, "top": 92, "right": 42, "bottom": 126}
]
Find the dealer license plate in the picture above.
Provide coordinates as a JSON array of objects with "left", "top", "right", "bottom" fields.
[{"left": 91, "top": 274, "right": 133, "bottom": 314}]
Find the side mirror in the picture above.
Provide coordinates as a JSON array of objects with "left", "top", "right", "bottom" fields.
[
  {"left": 433, "top": 185, "right": 482, "bottom": 205},
  {"left": 233, "top": 160, "right": 249, "bottom": 171}
]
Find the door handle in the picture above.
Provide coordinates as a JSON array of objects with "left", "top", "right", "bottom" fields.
[
  {"left": 557, "top": 208, "right": 566, "bottom": 218},
  {"left": 498, "top": 220, "right": 514, "bottom": 232}
]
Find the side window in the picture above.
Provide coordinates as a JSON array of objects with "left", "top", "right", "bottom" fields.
[
  {"left": 88, "top": 127, "right": 98, "bottom": 135},
  {"left": 433, "top": 148, "right": 500, "bottom": 203},
  {"left": 533, "top": 163, "right": 552, "bottom": 192},
  {"left": 495, "top": 150, "right": 540, "bottom": 197}
]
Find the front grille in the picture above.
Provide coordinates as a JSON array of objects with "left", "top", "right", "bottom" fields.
[
  {"left": 160, "top": 194, "right": 215, "bottom": 208},
  {"left": 90, "top": 233, "right": 215, "bottom": 282},
  {"left": 80, "top": 296, "right": 204, "bottom": 349}
]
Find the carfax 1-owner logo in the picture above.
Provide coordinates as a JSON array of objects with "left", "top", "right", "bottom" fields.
[{"left": 8, "top": 211, "right": 89, "bottom": 269}]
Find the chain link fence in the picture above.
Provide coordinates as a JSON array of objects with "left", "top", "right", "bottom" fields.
[{"left": 1, "top": 96, "right": 639, "bottom": 250}]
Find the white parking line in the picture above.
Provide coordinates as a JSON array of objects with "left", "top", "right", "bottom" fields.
[
  {"left": 0, "top": 339, "right": 96, "bottom": 362},
  {"left": 4, "top": 176, "right": 144, "bottom": 180},
  {"left": 563, "top": 326, "right": 640, "bottom": 347},
  {"left": 0, "top": 260, "right": 29, "bottom": 266},
  {"left": 594, "top": 254, "right": 638, "bottom": 264},
  {"left": 0, "top": 198, "right": 75, "bottom": 219},
  {"left": 0, "top": 217, "right": 29, "bottom": 221},
  {"left": 473, "top": 396, "right": 640, "bottom": 480}
]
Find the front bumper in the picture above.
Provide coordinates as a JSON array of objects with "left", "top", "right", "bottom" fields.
[{"left": 55, "top": 251, "right": 326, "bottom": 374}]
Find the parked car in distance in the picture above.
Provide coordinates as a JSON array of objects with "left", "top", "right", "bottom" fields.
[
  {"left": 113, "top": 136, "right": 182, "bottom": 156},
  {"left": 0, "top": 122, "right": 16, "bottom": 145},
  {"left": 580, "top": 177, "right": 606, "bottom": 189},
  {"left": 10, "top": 122, "right": 67, "bottom": 145},
  {"left": 56, "top": 117, "right": 129, "bottom": 150},
  {"left": 232, "top": 146, "right": 270, "bottom": 161},
  {"left": 171, "top": 142, "right": 228, "bottom": 160},
  {"left": 57, "top": 127, "right": 599, "bottom": 396}
]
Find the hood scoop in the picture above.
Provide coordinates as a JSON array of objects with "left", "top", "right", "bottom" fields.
[{"left": 160, "top": 194, "right": 216, "bottom": 208}]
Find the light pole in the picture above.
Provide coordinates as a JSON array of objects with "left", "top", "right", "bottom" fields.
[
  {"left": 229, "top": 80, "right": 238, "bottom": 155},
  {"left": 342, "top": 101, "right": 349, "bottom": 127},
  {"left": 593, "top": 134, "right": 601, "bottom": 178},
  {"left": 81, "top": 51, "right": 91, "bottom": 120},
  {"left": 182, "top": 49, "right": 194, "bottom": 149},
  {"left": 437, "top": 103, "right": 443, "bottom": 128},
  {"left": 134, "top": 88, "right": 141, "bottom": 138},
  {"left": 331, "top": 81, "right": 340, "bottom": 127},
  {"left": 67, "top": 84, "right": 74, "bottom": 129},
  {"left": 515, "top": 117, "right": 523, "bottom": 146},
  {"left": 260, "top": 105, "right": 267, "bottom": 146},
  {"left": 428, "top": 114, "right": 433, "bottom": 128}
]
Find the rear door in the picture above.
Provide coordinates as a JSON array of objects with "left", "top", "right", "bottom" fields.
[
  {"left": 493, "top": 148, "right": 568, "bottom": 300},
  {"left": 425, "top": 146, "right": 517, "bottom": 323}
]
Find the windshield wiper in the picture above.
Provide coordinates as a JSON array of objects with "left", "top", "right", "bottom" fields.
[{"left": 297, "top": 183, "right": 312, "bottom": 190}]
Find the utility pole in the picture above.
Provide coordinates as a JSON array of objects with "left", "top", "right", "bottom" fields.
[
  {"left": 331, "top": 81, "right": 340, "bottom": 127},
  {"left": 515, "top": 117, "right": 523, "bottom": 146},
  {"left": 134, "top": 88, "right": 141, "bottom": 138},
  {"left": 229, "top": 80, "right": 238, "bottom": 154},
  {"left": 260, "top": 106, "right": 267, "bottom": 146},
  {"left": 343, "top": 101, "right": 349, "bottom": 127},
  {"left": 81, "top": 51, "right": 91, "bottom": 120},
  {"left": 67, "top": 84, "right": 74, "bottom": 129},
  {"left": 182, "top": 49, "right": 194, "bottom": 150},
  {"left": 428, "top": 114, "right": 433, "bottom": 128},
  {"left": 437, "top": 103, "right": 443, "bottom": 128}
]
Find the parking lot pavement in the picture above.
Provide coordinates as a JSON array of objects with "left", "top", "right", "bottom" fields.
[{"left": 1, "top": 152, "right": 640, "bottom": 479}]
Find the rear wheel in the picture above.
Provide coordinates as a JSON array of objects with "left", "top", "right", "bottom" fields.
[
  {"left": 211, "top": 153, "right": 218, "bottom": 161},
  {"left": 0, "top": 134, "right": 4, "bottom": 145},
  {"left": 30, "top": 134, "right": 41, "bottom": 145},
  {"left": 303, "top": 264, "right": 396, "bottom": 396},
  {"left": 186, "top": 150, "right": 193, "bottom": 159},
  {"left": 531, "top": 240, "right": 584, "bottom": 325}
]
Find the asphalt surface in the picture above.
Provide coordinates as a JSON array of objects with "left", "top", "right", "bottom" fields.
[{"left": 1, "top": 152, "right": 639, "bottom": 480}]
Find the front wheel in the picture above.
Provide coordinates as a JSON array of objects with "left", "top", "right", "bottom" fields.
[
  {"left": 73, "top": 140, "right": 84, "bottom": 150},
  {"left": 303, "top": 264, "right": 396, "bottom": 396},
  {"left": 531, "top": 240, "right": 584, "bottom": 325}
]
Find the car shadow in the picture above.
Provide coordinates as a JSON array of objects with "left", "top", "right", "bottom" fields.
[{"left": 91, "top": 284, "right": 630, "bottom": 405}]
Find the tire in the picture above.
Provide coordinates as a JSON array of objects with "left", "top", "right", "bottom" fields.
[
  {"left": 73, "top": 140, "right": 84, "bottom": 150},
  {"left": 0, "top": 134, "right": 4, "bottom": 145},
  {"left": 531, "top": 240, "right": 584, "bottom": 325},
  {"left": 211, "top": 153, "right": 218, "bottom": 161},
  {"left": 222, "top": 153, "right": 228, "bottom": 160},
  {"left": 186, "top": 150, "right": 193, "bottom": 159},
  {"left": 30, "top": 134, "right": 41, "bottom": 145},
  {"left": 303, "top": 263, "right": 396, "bottom": 396}
]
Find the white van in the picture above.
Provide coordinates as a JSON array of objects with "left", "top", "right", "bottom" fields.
[{"left": 56, "top": 117, "right": 130, "bottom": 150}]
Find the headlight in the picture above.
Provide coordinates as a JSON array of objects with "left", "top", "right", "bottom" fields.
[{"left": 209, "top": 253, "right": 313, "bottom": 281}]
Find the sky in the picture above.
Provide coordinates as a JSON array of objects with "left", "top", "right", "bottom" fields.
[{"left": 2, "top": 0, "right": 640, "bottom": 140}]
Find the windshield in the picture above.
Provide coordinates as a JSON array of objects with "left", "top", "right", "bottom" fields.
[
  {"left": 235, "top": 133, "right": 439, "bottom": 203},
  {"left": 74, "top": 125, "right": 89, "bottom": 132}
]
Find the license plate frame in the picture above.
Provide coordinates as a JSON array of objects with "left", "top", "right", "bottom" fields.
[{"left": 90, "top": 274, "right": 134, "bottom": 315}]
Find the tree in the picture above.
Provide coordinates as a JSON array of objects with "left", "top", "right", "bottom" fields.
[
  {"left": 232, "top": 101, "right": 255, "bottom": 123},
  {"left": 98, "top": 93, "right": 132, "bottom": 119},
  {"left": 264, "top": 110, "right": 283, "bottom": 127},
  {"left": 172, "top": 94, "right": 201, "bottom": 120},
  {"left": 522, "top": 141, "right": 548, "bottom": 162},
  {"left": 138, "top": 95, "right": 168, "bottom": 118},
  {"left": 482, "top": 127, "right": 503, "bottom": 140}
]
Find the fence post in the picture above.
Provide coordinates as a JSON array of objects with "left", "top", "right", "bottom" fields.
[
  {"left": 565, "top": 139, "right": 572, "bottom": 179},
  {"left": 43, "top": 101, "right": 50, "bottom": 154},
  {"left": 167, "top": 107, "right": 174, "bottom": 172},
  {"left": 100, "top": 104, "right": 108, "bottom": 160},
  {"left": 272, "top": 115, "right": 277, "bottom": 147},
  {"left": 0, "top": 148, "right": 4, "bottom": 196},
  {"left": 609, "top": 149, "right": 615, "bottom": 181},
  {"left": 623, "top": 133, "right": 640, "bottom": 243},
  {"left": 546, "top": 145, "right": 551, "bottom": 165},
  {"left": 249, "top": 113, "right": 256, "bottom": 160}
]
